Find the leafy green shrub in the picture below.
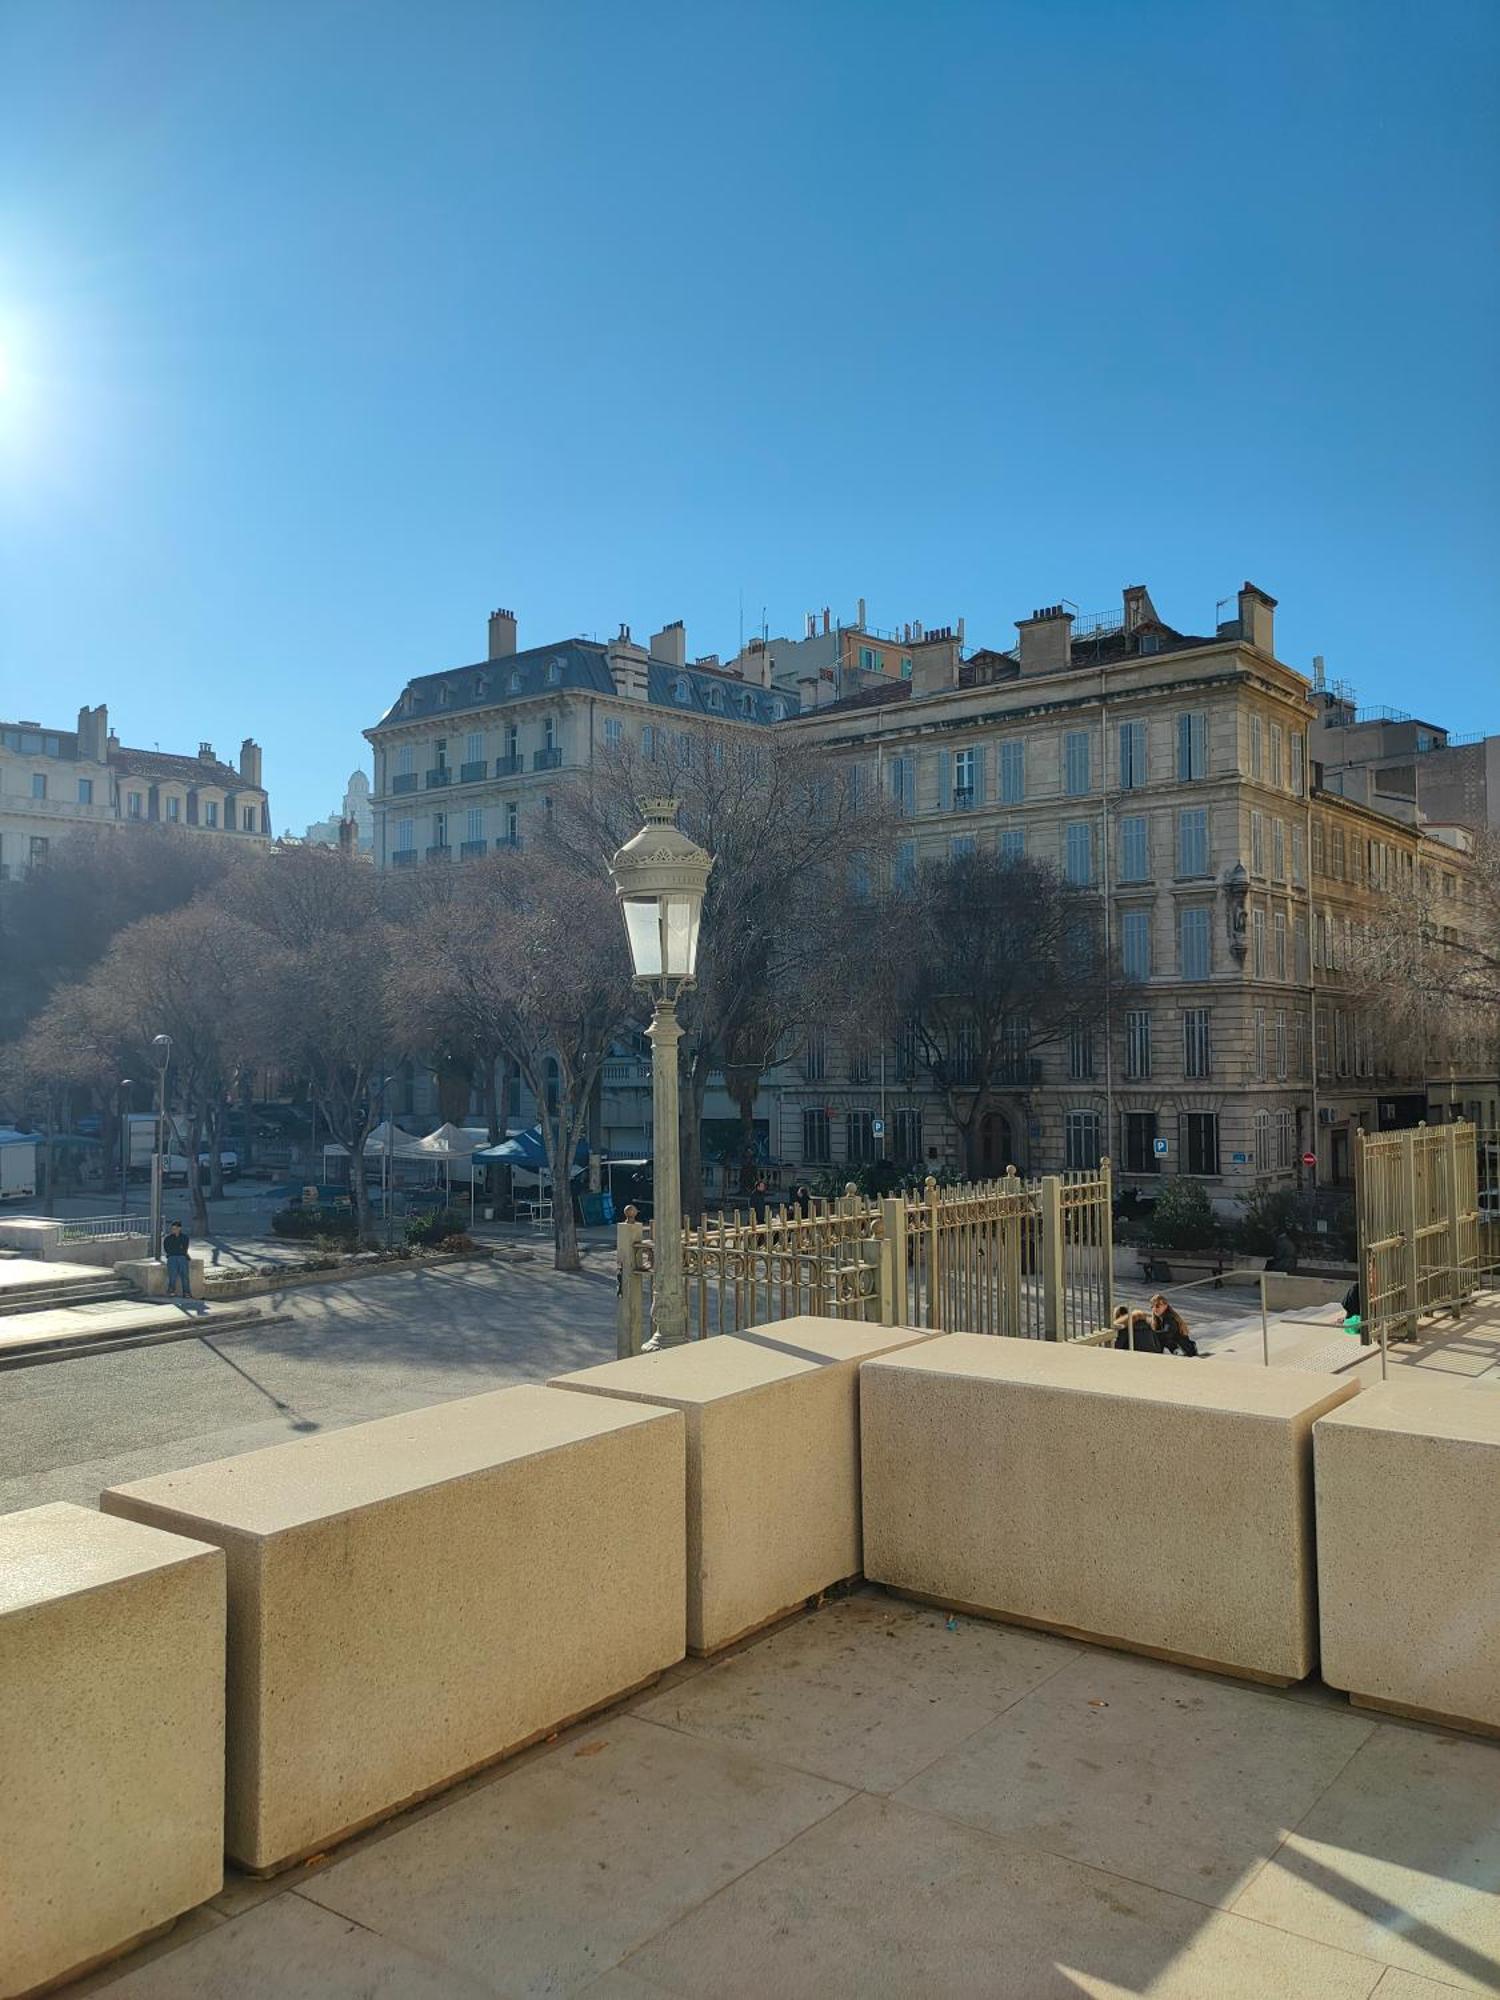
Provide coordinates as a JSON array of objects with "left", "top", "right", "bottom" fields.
[
  {"left": 1234, "top": 1183, "right": 1302, "bottom": 1257},
  {"left": 404, "top": 1206, "right": 468, "bottom": 1248},
  {"left": 1145, "top": 1178, "right": 1218, "bottom": 1254},
  {"left": 272, "top": 1205, "right": 357, "bottom": 1243}
]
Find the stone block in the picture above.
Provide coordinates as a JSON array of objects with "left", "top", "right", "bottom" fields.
[
  {"left": 1315, "top": 1380, "right": 1500, "bottom": 1734},
  {"left": 102, "top": 1385, "right": 685, "bottom": 1873},
  {"left": 861, "top": 1333, "right": 1359, "bottom": 1684},
  {"left": 0, "top": 1502, "right": 224, "bottom": 1999},
  {"left": 116, "top": 1254, "right": 204, "bottom": 1298},
  {"left": 551, "top": 1318, "right": 929, "bottom": 1654}
]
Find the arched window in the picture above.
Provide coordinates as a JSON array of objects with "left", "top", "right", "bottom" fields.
[
  {"left": 674, "top": 675, "right": 690, "bottom": 704},
  {"left": 740, "top": 691, "right": 755, "bottom": 717},
  {"left": 708, "top": 685, "right": 724, "bottom": 712},
  {"left": 509, "top": 669, "right": 522, "bottom": 693},
  {"left": 545, "top": 658, "right": 562, "bottom": 686}
]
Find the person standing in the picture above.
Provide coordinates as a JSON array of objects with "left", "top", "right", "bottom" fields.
[{"left": 163, "top": 1218, "right": 193, "bottom": 1299}]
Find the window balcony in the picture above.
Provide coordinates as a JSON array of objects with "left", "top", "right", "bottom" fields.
[
  {"left": 460, "top": 839, "right": 487, "bottom": 859},
  {"left": 426, "top": 843, "right": 452, "bottom": 862},
  {"left": 952, "top": 788, "right": 975, "bottom": 811},
  {"left": 497, "top": 832, "right": 520, "bottom": 850},
  {"left": 533, "top": 747, "right": 563, "bottom": 771},
  {"left": 391, "top": 848, "right": 418, "bottom": 869},
  {"left": 459, "top": 761, "right": 487, "bottom": 785},
  {"left": 390, "top": 772, "right": 418, "bottom": 795},
  {"left": 494, "top": 754, "right": 523, "bottom": 777},
  {"left": 425, "top": 768, "right": 451, "bottom": 788}
]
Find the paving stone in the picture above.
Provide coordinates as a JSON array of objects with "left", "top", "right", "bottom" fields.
[
  {"left": 298, "top": 1714, "right": 849, "bottom": 1997},
  {"left": 625, "top": 1792, "right": 1386, "bottom": 1999},
  {"left": 894, "top": 1647, "right": 1374, "bottom": 1905},
  {"left": 634, "top": 1592, "right": 1077, "bottom": 1791},
  {"left": 1231, "top": 1725, "right": 1500, "bottom": 1992}
]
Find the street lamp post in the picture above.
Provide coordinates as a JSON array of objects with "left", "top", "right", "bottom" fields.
[
  {"left": 610, "top": 800, "right": 713, "bottom": 1349},
  {"left": 149, "top": 1035, "right": 172, "bottom": 1260}
]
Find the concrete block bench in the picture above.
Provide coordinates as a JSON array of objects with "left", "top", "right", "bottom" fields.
[
  {"left": 0, "top": 1503, "right": 224, "bottom": 1998},
  {"left": 1315, "top": 1380, "right": 1500, "bottom": 1736},
  {"left": 861, "top": 1334, "right": 1359, "bottom": 1686},
  {"left": 102, "top": 1384, "right": 685, "bottom": 1874},
  {"left": 551, "top": 1317, "right": 928, "bottom": 1655}
]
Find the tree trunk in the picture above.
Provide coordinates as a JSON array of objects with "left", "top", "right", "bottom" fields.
[
  {"left": 208, "top": 1096, "right": 225, "bottom": 1202},
  {"left": 679, "top": 1058, "right": 708, "bottom": 1224},
  {"left": 186, "top": 1105, "right": 210, "bottom": 1235},
  {"left": 483, "top": 1059, "right": 501, "bottom": 1144},
  {"left": 545, "top": 1101, "right": 582, "bottom": 1273},
  {"left": 346, "top": 1121, "right": 375, "bottom": 1244},
  {"left": 42, "top": 1090, "right": 57, "bottom": 1215}
]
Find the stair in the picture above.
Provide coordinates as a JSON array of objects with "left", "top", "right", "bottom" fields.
[{"left": 0, "top": 1273, "right": 136, "bottom": 1316}]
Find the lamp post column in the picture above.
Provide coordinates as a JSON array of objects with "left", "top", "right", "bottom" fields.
[
  {"left": 150, "top": 1065, "right": 166, "bottom": 1258},
  {"left": 647, "top": 995, "right": 687, "bottom": 1348}
]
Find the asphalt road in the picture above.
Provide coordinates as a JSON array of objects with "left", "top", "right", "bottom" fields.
[{"left": 0, "top": 1255, "right": 620, "bottom": 1517}]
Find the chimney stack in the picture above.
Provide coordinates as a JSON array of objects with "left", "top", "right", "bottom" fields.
[
  {"left": 822, "top": 607, "right": 831, "bottom": 635},
  {"left": 487, "top": 607, "right": 518, "bottom": 659},
  {"left": 607, "top": 624, "right": 650, "bottom": 702},
  {"left": 198, "top": 740, "right": 215, "bottom": 763},
  {"left": 1236, "top": 581, "right": 1277, "bottom": 656},
  {"left": 856, "top": 597, "right": 867, "bottom": 629},
  {"left": 909, "top": 626, "right": 962, "bottom": 697},
  {"left": 239, "top": 737, "right": 263, "bottom": 788},
  {"left": 1016, "top": 605, "right": 1074, "bottom": 677},
  {"left": 75, "top": 703, "right": 108, "bottom": 763},
  {"left": 649, "top": 620, "right": 687, "bottom": 667}
]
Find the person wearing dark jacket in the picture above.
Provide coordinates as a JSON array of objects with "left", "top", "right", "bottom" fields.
[
  {"left": 1150, "top": 1294, "right": 1200, "bottom": 1356},
  {"left": 1112, "top": 1305, "right": 1165, "bottom": 1353},
  {"left": 163, "top": 1219, "right": 193, "bottom": 1299}
]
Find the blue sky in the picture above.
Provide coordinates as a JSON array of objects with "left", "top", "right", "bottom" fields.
[{"left": 1, "top": 0, "right": 1495, "bottom": 831}]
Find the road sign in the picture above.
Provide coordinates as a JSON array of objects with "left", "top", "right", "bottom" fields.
[
  {"left": 871, "top": 1118, "right": 885, "bottom": 1137},
  {"left": 1152, "top": 1138, "right": 1169, "bottom": 1157},
  {"left": 1302, "top": 1151, "right": 1318, "bottom": 1167},
  {"left": 1230, "top": 1151, "right": 1249, "bottom": 1165}
]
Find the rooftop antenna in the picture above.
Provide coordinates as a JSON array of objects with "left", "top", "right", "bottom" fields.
[{"left": 738, "top": 588, "right": 743, "bottom": 660}]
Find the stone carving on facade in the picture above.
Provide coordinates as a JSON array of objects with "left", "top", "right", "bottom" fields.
[{"left": 1223, "top": 861, "right": 1249, "bottom": 961}]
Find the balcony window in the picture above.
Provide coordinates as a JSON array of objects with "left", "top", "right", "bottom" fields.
[
  {"left": 888, "top": 755, "right": 915, "bottom": 815},
  {"left": 1068, "top": 1025, "right": 1095, "bottom": 1080},
  {"left": 1124, "top": 1110, "right": 1158, "bottom": 1172},
  {"left": 1118, "top": 815, "right": 1149, "bottom": 882},
  {"left": 952, "top": 747, "right": 975, "bottom": 808},
  {"left": 504, "top": 803, "right": 519, "bottom": 847},
  {"left": 30, "top": 773, "right": 45, "bottom": 799},
  {"left": 1120, "top": 909, "right": 1151, "bottom": 981},
  {"left": 78, "top": 778, "right": 93, "bottom": 804},
  {"left": 242, "top": 807, "right": 257, "bottom": 831},
  {"left": 845, "top": 1111, "right": 877, "bottom": 1164},
  {"left": 1183, "top": 1007, "right": 1212, "bottom": 1078},
  {"left": 204, "top": 799, "right": 218, "bottom": 827},
  {"left": 1177, "top": 808, "right": 1209, "bottom": 877},
  {"left": 1064, "top": 1110, "right": 1101, "bottom": 1171},
  {"left": 998, "top": 740, "right": 1025, "bottom": 804},
  {"left": 801, "top": 1107, "right": 832, "bottom": 1165},
  {"left": 1064, "top": 821, "right": 1093, "bottom": 885},
  {"left": 1176, "top": 711, "right": 1208, "bottom": 781},
  {"left": 1124, "top": 1009, "right": 1152, "bottom": 1080},
  {"left": 1119, "top": 720, "right": 1147, "bottom": 789},
  {"left": 892, "top": 1106, "right": 923, "bottom": 1162},
  {"left": 1180, "top": 1109, "right": 1220, "bottom": 1175},
  {"left": 166, "top": 796, "right": 180, "bottom": 821}
]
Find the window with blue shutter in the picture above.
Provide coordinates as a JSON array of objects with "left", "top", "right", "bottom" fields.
[
  {"left": 998, "top": 827, "right": 1025, "bottom": 863},
  {"left": 999, "top": 740, "right": 1025, "bottom": 803},
  {"left": 1179, "top": 907, "right": 1211, "bottom": 981},
  {"left": 1118, "top": 815, "right": 1149, "bottom": 882},
  {"left": 1177, "top": 808, "right": 1208, "bottom": 876},
  {"left": 1121, "top": 909, "right": 1151, "bottom": 980},
  {"left": 1119, "top": 720, "right": 1147, "bottom": 789},
  {"left": 1176, "top": 711, "right": 1208, "bottom": 780},
  {"left": 1064, "top": 731, "right": 1091, "bottom": 796},
  {"left": 1064, "top": 821, "right": 1093, "bottom": 884}
]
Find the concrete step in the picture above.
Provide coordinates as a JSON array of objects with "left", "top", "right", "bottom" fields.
[{"left": 0, "top": 1276, "right": 135, "bottom": 1316}]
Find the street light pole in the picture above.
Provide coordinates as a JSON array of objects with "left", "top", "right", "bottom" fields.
[
  {"left": 610, "top": 800, "right": 714, "bottom": 1351},
  {"left": 149, "top": 1035, "right": 172, "bottom": 1260}
]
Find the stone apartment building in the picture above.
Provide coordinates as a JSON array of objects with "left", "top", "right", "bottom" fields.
[
  {"left": 0, "top": 704, "right": 272, "bottom": 881},
  {"left": 368, "top": 586, "right": 1498, "bottom": 1202},
  {"left": 1309, "top": 677, "right": 1500, "bottom": 837}
]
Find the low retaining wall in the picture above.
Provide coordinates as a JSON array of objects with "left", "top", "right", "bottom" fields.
[
  {"left": 1315, "top": 1382, "right": 1500, "bottom": 1736},
  {"left": 551, "top": 1317, "right": 929, "bottom": 1655},
  {"left": 0, "top": 1503, "right": 225, "bottom": 1999},
  {"left": 117, "top": 1255, "right": 205, "bottom": 1299},
  {"left": 860, "top": 1333, "right": 1360, "bottom": 1685},
  {"left": 102, "top": 1385, "right": 685, "bottom": 1873}
]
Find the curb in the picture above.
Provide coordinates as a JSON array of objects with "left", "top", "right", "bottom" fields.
[{"left": 0, "top": 1308, "right": 294, "bottom": 1371}]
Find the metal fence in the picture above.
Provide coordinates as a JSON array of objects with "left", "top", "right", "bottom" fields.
[
  {"left": 616, "top": 1165, "right": 1114, "bottom": 1355},
  {"left": 56, "top": 1214, "right": 150, "bottom": 1242},
  {"left": 1354, "top": 1122, "right": 1485, "bottom": 1346}
]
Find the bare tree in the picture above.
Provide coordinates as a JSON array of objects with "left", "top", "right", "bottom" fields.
[
  {"left": 1352, "top": 830, "right": 1500, "bottom": 1086},
  {"left": 846, "top": 849, "right": 1120, "bottom": 1179},
  {"left": 396, "top": 846, "right": 636, "bottom": 1271},
  {"left": 557, "top": 728, "right": 894, "bottom": 1216},
  {"left": 223, "top": 847, "right": 405, "bottom": 1243}
]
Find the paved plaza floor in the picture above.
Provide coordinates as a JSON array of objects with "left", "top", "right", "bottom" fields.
[{"left": 68, "top": 1591, "right": 1500, "bottom": 1999}]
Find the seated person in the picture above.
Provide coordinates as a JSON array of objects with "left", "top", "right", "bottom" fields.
[
  {"left": 1150, "top": 1293, "right": 1200, "bottom": 1356},
  {"left": 1112, "top": 1304, "right": 1166, "bottom": 1353}
]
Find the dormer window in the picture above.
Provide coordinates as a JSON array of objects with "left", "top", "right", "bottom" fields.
[
  {"left": 437, "top": 682, "right": 452, "bottom": 708},
  {"left": 474, "top": 672, "right": 489, "bottom": 698},
  {"left": 509, "top": 669, "right": 522, "bottom": 692},
  {"left": 770, "top": 697, "right": 786, "bottom": 721},
  {"left": 740, "top": 691, "right": 755, "bottom": 717},
  {"left": 674, "top": 675, "right": 690, "bottom": 704},
  {"left": 545, "top": 658, "right": 562, "bottom": 686},
  {"left": 708, "top": 685, "right": 724, "bottom": 712}
]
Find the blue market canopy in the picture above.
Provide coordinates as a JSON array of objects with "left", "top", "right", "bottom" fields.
[{"left": 472, "top": 1127, "right": 589, "bottom": 1171}]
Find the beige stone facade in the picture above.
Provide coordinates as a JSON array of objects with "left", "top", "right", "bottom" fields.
[
  {"left": 0, "top": 703, "right": 271, "bottom": 881},
  {"left": 366, "top": 585, "right": 1499, "bottom": 1200}
]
